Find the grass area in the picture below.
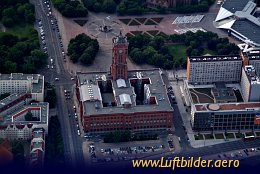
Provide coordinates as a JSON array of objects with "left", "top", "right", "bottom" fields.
[
  {"left": 6, "top": 23, "right": 34, "bottom": 38},
  {"left": 194, "top": 134, "right": 204, "bottom": 140},
  {"left": 255, "top": 132, "right": 260, "bottom": 137},
  {"left": 190, "top": 92, "right": 199, "bottom": 103},
  {"left": 128, "top": 19, "right": 141, "bottom": 26},
  {"left": 147, "top": 30, "right": 159, "bottom": 36},
  {"left": 195, "top": 88, "right": 212, "bottom": 96},
  {"left": 119, "top": 18, "right": 131, "bottom": 25},
  {"left": 73, "top": 19, "right": 87, "bottom": 26},
  {"left": 225, "top": 133, "right": 235, "bottom": 139},
  {"left": 131, "top": 31, "right": 143, "bottom": 36},
  {"left": 135, "top": 18, "right": 147, "bottom": 24},
  {"left": 167, "top": 44, "right": 187, "bottom": 60},
  {"left": 151, "top": 17, "right": 163, "bottom": 23},
  {"left": 215, "top": 133, "right": 224, "bottom": 139},
  {"left": 203, "top": 48, "right": 217, "bottom": 56},
  {"left": 204, "top": 134, "right": 214, "bottom": 140},
  {"left": 144, "top": 19, "right": 157, "bottom": 25},
  {"left": 235, "top": 132, "right": 244, "bottom": 139}
]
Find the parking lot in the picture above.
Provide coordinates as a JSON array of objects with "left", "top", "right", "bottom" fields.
[
  {"left": 83, "top": 134, "right": 182, "bottom": 163},
  {"left": 172, "top": 15, "right": 204, "bottom": 24}
]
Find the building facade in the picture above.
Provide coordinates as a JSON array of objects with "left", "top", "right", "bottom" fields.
[
  {"left": 240, "top": 65, "right": 260, "bottom": 102},
  {"left": 0, "top": 73, "right": 44, "bottom": 102},
  {"left": 187, "top": 55, "right": 242, "bottom": 84},
  {"left": 191, "top": 103, "right": 260, "bottom": 131}
]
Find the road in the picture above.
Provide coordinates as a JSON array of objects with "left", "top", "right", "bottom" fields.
[{"left": 32, "top": 0, "right": 84, "bottom": 168}]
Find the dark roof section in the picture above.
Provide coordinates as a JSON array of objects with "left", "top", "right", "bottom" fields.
[
  {"left": 231, "top": 19, "right": 260, "bottom": 46},
  {"left": 222, "top": 0, "right": 252, "bottom": 13}
]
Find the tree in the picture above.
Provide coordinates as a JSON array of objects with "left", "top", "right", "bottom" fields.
[
  {"left": 2, "top": 16, "right": 14, "bottom": 27},
  {"left": 80, "top": 51, "right": 92, "bottom": 65},
  {"left": 24, "top": 111, "right": 33, "bottom": 121},
  {"left": 4, "top": 61, "right": 17, "bottom": 73},
  {"left": 102, "top": 0, "right": 117, "bottom": 13},
  {"left": 45, "top": 88, "right": 57, "bottom": 108}
]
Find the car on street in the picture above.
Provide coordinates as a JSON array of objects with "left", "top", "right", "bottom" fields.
[{"left": 55, "top": 78, "right": 59, "bottom": 81}]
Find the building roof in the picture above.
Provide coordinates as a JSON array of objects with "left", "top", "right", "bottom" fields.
[
  {"left": 195, "top": 102, "right": 260, "bottom": 112},
  {"left": 116, "top": 79, "right": 126, "bottom": 88},
  {"left": 119, "top": 94, "right": 132, "bottom": 105},
  {"left": 222, "top": 0, "right": 252, "bottom": 14},
  {"left": 231, "top": 20, "right": 260, "bottom": 46},
  {"left": 243, "top": 65, "right": 260, "bottom": 84},
  {"left": 212, "top": 84, "right": 237, "bottom": 102},
  {"left": 77, "top": 69, "right": 173, "bottom": 116},
  {"left": 0, "top": 102, "right": 49, "bottom": 126},
  {"left": 79, "top": 84, "right": 102, "bottom": 102},
  {"left": 188, "top": 55, "right": 241, "bottom": 62}
]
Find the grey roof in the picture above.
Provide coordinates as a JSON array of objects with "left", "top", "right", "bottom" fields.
[
  {"left": 0, "top": 102, "right": 49, "bottom": 125},
  {"left": 222, "top": 0, "right": 252, "bottom": 13},
  {"left": 231, "top": 20, "right": 260, "bottom": 46},
  {"left": 77, "top": 69, "right": 173, "bottom": 116}
]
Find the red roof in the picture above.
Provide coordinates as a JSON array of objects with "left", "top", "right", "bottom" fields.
[
  {"left": 16, "top": 124, "right": 25, "bottom": 129},
  {"left": 0, "top": 125, "right": 8, "bottom": 130},
  {"left": 27, "top": 123, "right": 33, "bottom": 128}
]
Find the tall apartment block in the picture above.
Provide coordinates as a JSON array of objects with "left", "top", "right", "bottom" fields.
[
  {"left": 240, "top": 65, "right": 260, "bottom": 102},
  {"left": 186, "top": 55, "right": 242, "bottom": 84}
]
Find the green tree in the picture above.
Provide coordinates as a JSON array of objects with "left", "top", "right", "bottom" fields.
[
  {"left": 2, "top": 16, "right": 14, "bottom": 27},
  {"left": 102, "top": 0, "right": 117, "bottom": 13},
  {"left": 4, "top": 61, "right": 17, "bottom": 73},
  {"left": 24, "top": 111, "right": 33, "bottom": 121}
]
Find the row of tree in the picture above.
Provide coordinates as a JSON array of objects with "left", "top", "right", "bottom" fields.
[
  {"left": 0, "top": 0, "right": 35, "bottom": 27},
  {"left": 52, "top": 0, "right": 88, "bottom": 18},
  {"left": 45, "top": 116, "right": 65, "bottom": 165},
  {"left": 67, "top": 33, "right": 99, "bottom": 66},
  {"left": 0, "top": 32, "right": 48, "bottom": 74},
  {"left": 128, "top": 31, "right": 240, "bottom": 69},
  {"left": 44, "top": 83, "right": 57, "bottom": 108},
  {"left": 82, "top": 0, "right": 118, "bottom": 13}
]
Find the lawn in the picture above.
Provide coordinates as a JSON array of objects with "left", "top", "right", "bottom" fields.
[
  {"left": 144, "top": 19, "right": 157, "bottom": 25},
  {"left": 143, "top": 32, "right": 151, "bottom": 37},
  {"left": 135, "top": 18, "right": 147, "bottom": 24},
  {"left": 190, "top": 92, "right": 199, "bottom": 103},
  {"left": 119, "top": 18, "right": 131, "bottom": 25},
  {"left": 73, "top": 19, "right": 87, "bottom": 26},
  {"left": 225, "top": 133, "right": 235, "bottom": 139},
  {"left": 215, "top": 133, "right": 224, "bottom": 139},
  {"left": 235, "top": 133, "right": 244, "bottom": 139},
  {"left": 168, "top": 44, "right": 187, "bottom": 60},
  {"left": 151, "top": 17, "right": 163, "bottom": 23},
  {"left": 6, "top": 23, "right": 34, "bottom": 38},
  {"left": 194, "top": 134, "right": 204, "bottom": 140},
  {"left": 131, "top": 31, "right": 143, "bottom": 36},
  {"left": 126, "top": 32, "right": 134, "bottom": 37},
  {"left": 128, "top": 19, "right": 141, "bottom": 26},
  {"left": 203, "top": 48, "right": 217, "bottom": 56},
  {"left": 204, "top": 134, "right": 214, "bottom": 140},
  {"left": 147, "top": 30, "right": 159, "bottom": 36}
]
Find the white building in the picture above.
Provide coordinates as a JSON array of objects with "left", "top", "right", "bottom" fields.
[
  {"left": 187, "top": 55, "right": 242, "bottom": 84},
  {"left": 241, "top": 65, "right": 260, "bottom": 102},
  {"left": 0, "top": 73, "right": 44, "bottom": 102}
]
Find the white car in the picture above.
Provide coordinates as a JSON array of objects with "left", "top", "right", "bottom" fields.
[
  {"left": 77, "top": 130, "right": 80, "bottom": 136},
  {"left": 55, "top": 78, "right": 59, "bottom": 81}
]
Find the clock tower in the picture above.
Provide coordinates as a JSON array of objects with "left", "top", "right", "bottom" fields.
[{"left": 110, "top": 32, "right": 128, "bottom": 80}]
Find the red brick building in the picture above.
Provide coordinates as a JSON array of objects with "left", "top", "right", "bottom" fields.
[{"left": 76, "top": 33, "right": 173, "bottom": 133}]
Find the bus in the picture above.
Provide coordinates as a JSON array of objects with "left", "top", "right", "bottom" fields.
[{"left": 243, "top": 135, "right": 255, "bottom": 141}]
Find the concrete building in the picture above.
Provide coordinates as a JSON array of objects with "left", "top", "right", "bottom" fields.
[
  {"left": 0, "top": 102, "right": 49, "bottom": 140},
  {"left": 0, "top": 73, "right": 44, "bottom": 102},
  {"left": 29, "top": 128, "right": 45, "bottom": 168},
  {"left": 240, "top": 65, "right": 260, "bottom": 102},
  {"left": 146, "top": 0, "right": 192, "bottom": 8},
  {"left": 215, "top": 0, "right": 260, "bottom": 49},
  {"left": 191, "top": 103, "right": 260, "bottom": 131},
  {"left": 186, "top": 55, "right": 242, "bottom": 84},
  {"left": 76, "top": 33, "right": 173, "bottom": 133}
]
